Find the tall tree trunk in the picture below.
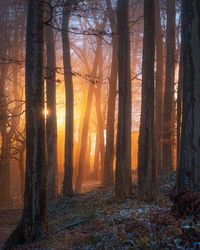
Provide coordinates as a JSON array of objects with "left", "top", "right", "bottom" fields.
[
  {"left": 162, "top": 0, "right": 176, "bottom": 171},
  {"left": 94, "top": 46, "right": 105, "bottom": 183},
  {"left": 46, "top": 1, "right": 58, "bottom": 200},
  {"left": 138, "top": 0, "right": 156, "bottom": 202},
  {"left": 0, "top": 134, "right": 11, "bottom": 203},
  {"left": 95, "top": 87, "right": 105, "bottom": 182},
  {"left": 155, "top": 0, "right": 164, "bottom": 174},
  {"left": 178, "top": 0, "right": 200, "bottom": 191},
  {"left": 104, "top": 0, "right": 118, "bottom": 186},
  {"left": 62, "top": 0, "right": 74, "bottom": 196},
  {"left": 115, "top": 0, "right": 132, "bottom": 198},
  {"left": 73, "top": 96, "right": 85, "bottom": 185},
  {"left": 3, "top": 0, "right": 47, "bottom": 247},
  {"left": 0, "top": 64, "right": 10, "bottom": 203}
]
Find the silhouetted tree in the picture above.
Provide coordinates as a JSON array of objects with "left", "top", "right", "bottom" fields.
[
  {"left": 178, "top": 0, "right": 200, "bottom": 191},
  {"left": 162, "top": 0, "right": 176, "bottom": 171},
  {"left": 115, "top": 0, "right": 132, "bottom": 198},
  {"left": 155, "top": 0, "right": 164, "bottom": 174},
  {"left": 62, "top": 0, "right": 74, "bottom": 196},
  {"left": 138, "top": 0, "right": 156, "bottom": 202},
  {"left": 104, "top": 0, "right": 118, "bottom": 186},
  {"left": 46, "top": 0, "right": 58, "bottom": 200}
]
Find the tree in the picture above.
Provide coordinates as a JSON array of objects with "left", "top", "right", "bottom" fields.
[
  {"left": 46, "top": 0, "right": 58, "bottom": 200},
  {"left": 115, "top": 0, "right": 132, "bottom": 198},
  {"left": 103, "top": 0, "right": 118, "bottom": 186},
  {"left": 0, "top": 2, "right": 26, "bottom": 204},
  {"left": 178, "top": 0, "right": 200, "bottom": 191},
  {"left": 162, "top": 0, "right": 176, "bottom": 171},
  {"left": 62, "top": 0, "right": 74, "bottom": 196},
  {"left": 94, "top": 45, "right": 105, "bottom": 183},
  {"left": 155, "top": 0, "right": 164, "bottom": 174},
  {"left": 3, "top": 0, "right": 47, "bottom": 247},
  {"left": 0, "top": 4, "right": 12, "bottom": 203},
  {"left": 138, "top": 0, "right": 156, "bottom": 202}
]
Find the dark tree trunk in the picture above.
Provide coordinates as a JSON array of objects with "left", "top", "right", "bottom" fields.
[
  {"left": 62, "top": 0, "right": 74, "bottom": 196},
  {"left": 0, "top": 134, "right": 11, "bottom": 203},
  {"left": 3, "top": 0, "right": 47, "bottom": 247},
  {"left": 162, "top": 0, "right": 176, "bottom": 171},
  {"left": 178, "top": 0, "right": 200, "bottom": 191},
  {"left": 138, "top": 0, "right": 156, "bottom": 202},
  {"left": 94, "top": 47, "right": 105, "bottom": 183},
  {"left": 115, "top": 0, "right": 132, "bottom": 198},
  {"left": 0, "top": 64, "right": 10, "bottom": 203},
  {"left": 46, "top": 1, "right": 58, "bottom": 200},
  {"left": 104, "top": 0, "right": 118, "bottom": 186},
  {"left": 0, "top": 94, "right": 10, "bottom": 203},
  {"left": 155, "top": 0, "right": 164, "bottom": 174}
]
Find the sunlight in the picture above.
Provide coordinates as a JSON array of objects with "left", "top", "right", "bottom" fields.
[{"left": 43, "top": 105, "right": 48, "bottom": 119}]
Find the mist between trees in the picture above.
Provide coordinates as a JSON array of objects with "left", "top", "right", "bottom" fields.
[{"left": 1, "top": 0, "right": 200, "bottom": 248}]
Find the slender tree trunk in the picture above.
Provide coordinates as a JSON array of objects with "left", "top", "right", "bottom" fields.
[
  {"left": 162, "top": 0, "right": 176, "bottom": 171},
  {"left": 94, "top": 46, "right": 105, "bottom": 183},
  {"left": 138, "top": 0, "right": 156, "bottom": 202},
  {"left": 73, "top": 96, "right": 85, "bottom": 185},
  {"left": 104, "top": 0, "right": 118, "bottom": 186},
  {"left": 95, "top": 87, "right": 105, "bottom": 182},
  {"left": 178, "top": 0, "right": 200, "bottom": 191},
  {"left": 0, "top": 64, "right": 10, "bottom": 203},
  {"left": 0, "top": 135, "right": 11, "bottom": 203},
  {"left": 75, "top": 84, "right": 94, "bottom": 192},
  {"left": 46, "top": 1, "right": 58, "bottom": 200},
  {"left": 93, "top": 130, "right": 100, "bottom": 179},
  {"left": 0, "top": 99, "right": 10, "bottom": 203},
  {"left": 115, "top": 0, "right": 132, "bottom": 198},
  {"left": 62, "top": 0, "right": 74, "bottom": 196},
  {"left": 3, "top": 0, "right": 47, "bottom": 247},
  {"left": 155, "top": 0, "right": 164, "bottom": 174}
]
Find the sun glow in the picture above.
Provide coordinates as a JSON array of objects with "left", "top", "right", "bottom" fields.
[{"left": 44, "top": 106, "right": 48, "bottom": 118}]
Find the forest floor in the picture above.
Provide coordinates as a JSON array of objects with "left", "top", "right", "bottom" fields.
[{"left": 1, "top": 171, "right": 200, "bottom": 249}]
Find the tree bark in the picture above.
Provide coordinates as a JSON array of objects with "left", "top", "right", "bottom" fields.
[
  {"left": 115, "top": 0, "right": 132, "bottom": 198},
  {"left": 178, "top": 0, "right": 200, "bottom": 191},
  {"left": 62, "top": 0, "right": 74, "bottom": 196},
  {"left": 138, "top": 0, "right": 156, "bottom": 202},
  {"left": 46, "top": 1, "right": 58, "bottom": 200},
  {"left": 0, "top": 65, "right": 10, "bottom": 203},
  {"left": 155, "top": 0, "right": 164, "bottom": 174},
  {"left": 162, "top": 0, "right": 176, "bottom": 171},
  {"left": 104, "top": 0, "right": 118, "bottom": 186},
  {"left": 94, "top": 46, "right": 105, "bottom": 183}
]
